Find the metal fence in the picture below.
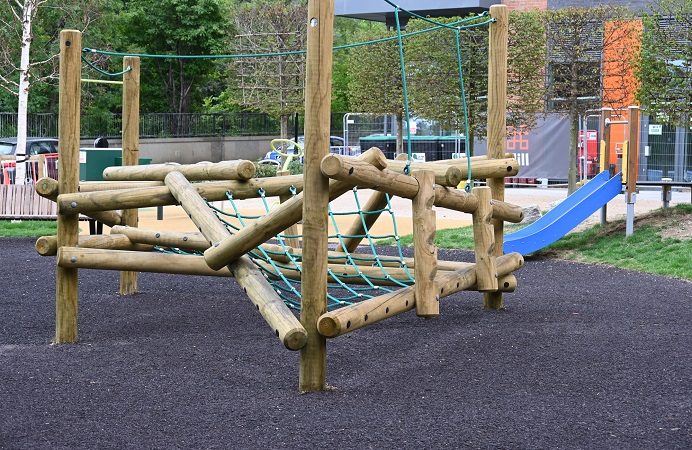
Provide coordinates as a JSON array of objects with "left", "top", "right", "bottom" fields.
[
  {"left": 0, "top": 112, "right": 348, "bottom": 140},
  {"left": 640, "top": 123, "right": 692, "bottom": 182}
]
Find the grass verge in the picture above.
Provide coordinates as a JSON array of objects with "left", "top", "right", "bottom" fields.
[{"left": 0, "top": 220, "right": 57, "bottom": 237}]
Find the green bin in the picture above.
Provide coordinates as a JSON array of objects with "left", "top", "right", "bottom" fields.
[{"left": 79, "top": 148, "right": 152, "bottom": 181}]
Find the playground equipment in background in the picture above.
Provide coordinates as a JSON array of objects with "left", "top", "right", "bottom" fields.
[
  {"left": 260, "top": 138, "right": 304, "bottom": 169},
  {"left": 41, "top": 5, "right": 519, "bottom": 392}
]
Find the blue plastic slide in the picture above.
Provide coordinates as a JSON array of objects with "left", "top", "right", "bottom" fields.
[{"left": 504, "top": 171, "right": 623, "bottom": 255}]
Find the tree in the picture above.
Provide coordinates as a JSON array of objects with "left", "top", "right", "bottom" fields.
[
  {"left": 346, "top": 26, "right": 406, "bottom": 154},
  {"left": 0, "top": 0, "right": 109, "bottom": 184},
  {"left": 214, "top": 0, "right": 307, "bottom": 140},
  {"left": 543, "top": 6, "right": 640, "bottom": 193},
  {"left": 121, "top": 0, "right": 230, "bottom": 125},
  {"left": 636, "top": 0, "right": 692, "bottom": 129}
]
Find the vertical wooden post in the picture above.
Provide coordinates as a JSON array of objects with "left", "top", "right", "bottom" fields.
[
  {"left": 625, "top": 106, "right": 639, "bottom": 237},
  {"left": 55, "top": 30, "right": 81, "bottom": 343},
  {"left": 599, "top": 108, "right": 612, "bottom": 226},
  {"left": 299, "top": 0, "right": 334, "bottom": 392},
  {"left": 626, "top": 106, "right": 639, "bottom": 200},
  {"left": 472, "top": 186, "right": 498, "bottom": 292},
  {"left": 412, "top": 170, "right": 438, "bottom": 317},
  {"left": 277, "top": 169, "right": 301, "bottom": 249},
  {"left": 484, "top": 5, "right": 508, "bottom": 310},
  {"left": 119, "top": 56, "right": 140, "bottom": 295}
]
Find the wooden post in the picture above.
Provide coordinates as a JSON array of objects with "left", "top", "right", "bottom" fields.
[
  {"left": 411, "top": 170, "right": 438, "bottom": 317},
  {"left": 472, "top": 186, "right": 498, "bottom": 292},
  {"left": 55, "top": 30, "right": 81, "bottom": 343},
  {"left": 625, "top": 106, "right": 639, "bottom": 237},
  {"left": 277, "top": 169, "right": 301, "bottom": 249},
  {"left": 484, "top": 5, "right": 508, "bottom": 310},
  {"left": 300, "top": 0, "right": 334, "bottom": 392},
  {"left": 119, "top": 56, "right": 140, "bottom": 295},
  {"left": 599, "top": 108, "right": 612, "bottom": 226},
  {"left": 626, "top": 106, "right": 639, "bottom": 200}
]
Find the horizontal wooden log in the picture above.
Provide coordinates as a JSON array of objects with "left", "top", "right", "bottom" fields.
[
  {"left": 165, "top": 170, "right": 307, "bottom": 351},
  {"left": 434, "top": 153, "right": 515, "bottom": 164},
  {"left": 54, "top": 175, "right": 304, "bottom": 215},
  {"left": 320, "top": 151, "right": 524, "bottom": 223},
  {"left": 35, "top": 234, "right": 152, "bottom": 256},
  {"left": 446, "top": 157, "right": 520, "bottom": 179},
  {"left": 204, "top": 148, "right": 388, "bottom": 270},
  {"left": 80, "top": 181, "right": 165, "bottom": 191},
  {"left": 317, "top": 252, "right": 524, "bottom": 338},
  {"left": 34, "top": 177, "right": 123, "bottom": 227},
  {"left": 385, "top": 159, "right": 463, "bottom": 186},
  {"left": 103, "top": 160, "right": 256, "bottom": 182}
]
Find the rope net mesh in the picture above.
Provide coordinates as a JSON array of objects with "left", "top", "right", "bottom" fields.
[{"left": 158, "top": 187, "right": 414, "bottom": 311}]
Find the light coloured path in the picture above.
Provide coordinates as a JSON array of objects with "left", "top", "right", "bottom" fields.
[{"left": 86, "top": 185, "right": 690, "bottom": 238}]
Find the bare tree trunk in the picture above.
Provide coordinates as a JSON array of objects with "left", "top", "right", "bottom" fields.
[
  {"left": 15, "top": 0, "right": 36, "bottom": 186},
  {"left": 396, "top": 112, "right": 403, "bottom": 157},
  {"left": 280, "top": 114, "right": 289, "bottom": 140},
  {"left": 568, "top": 113, "right": 578, "bottom": 194}
]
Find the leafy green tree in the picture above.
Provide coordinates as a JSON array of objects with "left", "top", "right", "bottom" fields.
[
  {"left": 543, "top": 6, "right": 639, "bottom": 193},
  {"left": 346, "top": 26, "right": 406, "bottom": 154},
  {"left": 635, "top": 0, "right": 692, "bottom": 128},
  {"left": 120, "top": 0, "right": 231, "bottom": 122}
]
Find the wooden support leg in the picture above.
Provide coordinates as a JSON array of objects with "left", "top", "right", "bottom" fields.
[
  {"left": 472, "top": 186, "right": 498, "bottom": 292},
  {"left": 164, "top": 171, "right": 307, "bottom": 350},
  {"left": 412, "top": 170, "right": 438, "bottom": 318}
]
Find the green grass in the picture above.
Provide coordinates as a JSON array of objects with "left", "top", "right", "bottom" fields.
[
  {"left": 0, "top": 220, "right": 57, "bottom": 237},
  {"left": 379, "top": 204, "right": 692, "bottom": 280}
]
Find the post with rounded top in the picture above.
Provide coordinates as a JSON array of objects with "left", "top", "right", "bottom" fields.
[
  {"left": 119, "top": 56, "right": 140, "bottom": 295},
  {"left": 300, "top": 0, "right": 334, "bottom": 392},
  {"left": 484, "top": 4, "right": 508, "bottom": 310},
  {"left": 625, "top": 106, "right": 639, "bottom": 237},
  {"left": 599, "top": 108, "right": 613, "bottom": 226},
  {"left": 55, "top": 30, "right": 82, "bottom": 343}
]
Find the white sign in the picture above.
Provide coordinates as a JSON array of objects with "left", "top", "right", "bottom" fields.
[
  {"left": 411, "top": 152, "right": 426, "bottom": 162},
  {"left": 451, "top": 152, "right": 467, "bottom": 159},
  {"left": 408, "top": 120, "right": 417, "bottom": 135},
  {"left": 649, "top": 124, "right": 662, "bottom": 135},
  {"left": 79, "top": 151, "right": 87, "bottom": 164}
]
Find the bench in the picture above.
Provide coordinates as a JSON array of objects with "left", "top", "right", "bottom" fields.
[{"left": 636, "top": 180, "right": 692, "bottom": 208}]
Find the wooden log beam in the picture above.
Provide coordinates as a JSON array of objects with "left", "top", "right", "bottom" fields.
[
  {"left": 412, "top": 170, "right": 438, "bottom": 317},
  {"left": 35, "top": 177, "right": 123, "bottom": 227},
  {"left": 320, "top": 151, "right": 524, "bottom": 223},
  {"left": 317, "top": 252, "right": 524, "bottom": 339},
  {"left": 36, "top": 234, "right": 152, "bottom": 256},
  {"left": 387, "top": 158, "right": 463, "bottom": 186},
  {"left": 472, "top": 186, "right": 498, "bottom": 292},
  {"left": 446, "top": 157, "right": 520, "bottom": 179},
  {"left": 55, "top": 176, "right": 304, "bottom": 215},
  {"left": 203, "top": 148, "right": 387, "bottom": 271},
  {"left": 103, "top": 160, "right": 256, "bottom": 182},
  {"left": 164, "top": 171, "right": 307, "bottom": 351},
  {"left": 276, "top": 169, "right": 301, "bottom": 249},
  {"left": 109, "top": 225, "right": 291, "bottom": 256}
]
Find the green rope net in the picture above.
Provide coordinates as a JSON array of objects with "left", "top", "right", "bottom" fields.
[{"left": 207, "top": 187, "right": 414, "bottom": 311}]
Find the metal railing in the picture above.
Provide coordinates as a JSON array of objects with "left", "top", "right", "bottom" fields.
[{"left": 0, "top": 112, "right": 348, "bottom": 140}]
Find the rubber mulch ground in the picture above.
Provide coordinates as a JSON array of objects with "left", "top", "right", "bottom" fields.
[{"left": 1, "top": 237, "right": 690, "bottom": 449}]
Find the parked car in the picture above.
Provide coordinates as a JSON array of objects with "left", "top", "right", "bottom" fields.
[
  {"left": 0, "top": 137, "right": 59, "bottom": 156},
  {"left": 0, "top": 138, "right": 59, "bottom": 184}
]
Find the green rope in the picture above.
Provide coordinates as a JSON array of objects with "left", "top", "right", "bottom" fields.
[
  {"left": 81, "top": 56, "right": 131, "bottom": 77},
  {"left": 393, "top": 7, "right": 413, "bottom": 169},
  {"left": 454, "top": 29, "right": 473, "bottom": 192}
]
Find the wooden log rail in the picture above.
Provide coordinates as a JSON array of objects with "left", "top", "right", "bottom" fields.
[
  {"left": 103, "top": 160, "right": 256, "bottom": 182},
  {"left": 49, "top": 175, "right": 305, "bottom": 215},
  {"left": 164, "top": 170, "right": 307, "bottom": 351},
  {"left": 203, "top": 148, "right": 388, "bottom": 270},
  {"left": 319, "top": 151, "right": 524, "bottom": 223},
  {"left": 386, "top": 157, "right": 519, "bottom": 181},
  {"left": 317, "top": 252, "right": 524, "bottom": 338}
]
